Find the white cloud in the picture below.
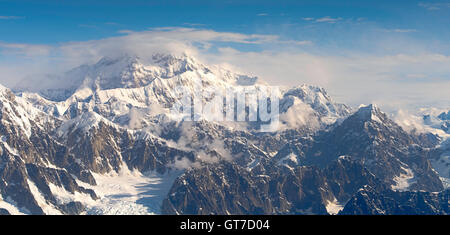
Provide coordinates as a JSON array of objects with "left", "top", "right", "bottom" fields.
[
  {"left": 0, "top": 27, "right": 448, "bottom": 113},
  {"left": 51, "top": 27, "right": 309, "bottom": 65},
  {"left": 0, "top": 42, "right": 52, "bottom": 56},
  {"left": 202, "top": 49, "right": 450, "bottom": 111},
  {"left": 394, "top": 109, "right": 428, "bottom": 133},
  {"left": 418, "top": 2, "right": 450, "bottom": 10},
  {"left": 383, "top": 29, "right": 418, "bottom": 33},
  {"left": 182, "top": 23, "right": 207, "bottom": 27},
  {"left": 279, "top": 99, "right": 320, "bottom": 130},
  {"left": 0, "top": 27, "right": 311, "bottom": 85},
  {"left": 105, "top": 22, "right": 120, "bottom": 26},
  {"left": 315, "top": 16, "right": 342, "bottom": 23},
  {"left": 0, "top": 16, "right": 23, "bottom": 20}
]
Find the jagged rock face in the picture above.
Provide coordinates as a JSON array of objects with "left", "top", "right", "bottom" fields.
[
  {"left": 419, "top": 110, "right": 450, "bottom": 188},
  {"left": 1, "top": 54, "right": 448, "bottom": 214},
  {"left": 15, "top": 54, "right": 206, "bottom": 101},
  {"left": 438, "top": 111, "right": 450, "bottom": 121},
  {"left": 437, "top": 111, "right": 450, "bottom": 134},
  {"left": 0, "top": 159, "right": 44, "bottom": 214},
  {"left": 0, "top": 151, "right": 96, "bottom": 215},
  {"left": 0, "top": 208, "right": 10, "bottom": 215},
  {"left": 156, "top": 120, "right": 324, "bottom": 170},
  {"left": 16, "top": 54, "right": 351, "bottom": 135},
  {"left": 280, "top": 85, "right": 351, "bottom": 125},
  {"left": 322, "top": 156, "right": 382, "bottom": 203},
  {"left": 276, "top": 105, "right": 443, "bottom": 192},
  {"left": 0, "top": 87, "right": 196, "bottom": 214},
  {"left": 57, "top": 112, "right": 197, "bottom": 175},
  {"left": 120, "top": 133, "right": 196, "bottom": 174},
  {"left": 0, "top": 86, "right": 98, "bottom": 214},
  {"left": 423, "top": 110, "right": 450, "bottom": 135},
  {"left": 340, "top": 186, "right": 449, "bottom": 215},
  {"left": 58, "top": 201, "right": 85, "bottom": 215},
  {"left": 157, "top": 121, "right": 275, "bottom": 168},
  {"left": 161, "top": 158, "right": 381, "bottom": 215},
  {"left": 162, "top": 161, "right": 332, "bottom": 215}
]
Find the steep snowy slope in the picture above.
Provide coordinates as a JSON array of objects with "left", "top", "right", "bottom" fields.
[
  {"left": 0, "top": 85, "right": 201, "bottom": 214},
  {"left": 0, "top": 85, "right": 98, "bottom": 214},
  {"left": 275, "top": 104, "right": 443, "bottom": 192},
  {"left": 16, "top": 54, "right": 351, "bottom": 133},
  {"left": 4, "top": 53, "right": 446, "bottom": 215},
  {"left": 420, "top": 110, "right": 450, "bottom": 188},
  {"left": 4, "top": 53, "right": 355, "bottom": 214}
]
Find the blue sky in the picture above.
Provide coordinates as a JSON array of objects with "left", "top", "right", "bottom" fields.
[
  {"left": 1, "top": 0, "right": 450, "bottom": 51},
  {"left": 0, "top": 0, "right": 449, "bottom": 111}
]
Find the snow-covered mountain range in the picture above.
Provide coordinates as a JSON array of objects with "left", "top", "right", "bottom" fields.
[{"left": 0, "top": 53, "right": 448, "bottom": 215}]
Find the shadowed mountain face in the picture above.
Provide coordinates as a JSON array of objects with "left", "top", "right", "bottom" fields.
[
  {"left": 0, "top": 86, "right": 97, "bottom": 214},
  {"left": 162, "top": 158, "right": 381, "bottom": 215},
  {"left": 339, "top": 186, "right": 449, "bottom": 215},
  {"left": 161, "top": 106, "right": 445, "bottom": 215},
  {"left": 0, "top": 54, "right": 448, "bottom": 215},
  {"left": 275, "top": 104, "right": 443, "bottom": 192}
]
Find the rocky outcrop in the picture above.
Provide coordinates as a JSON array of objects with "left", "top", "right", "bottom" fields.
[
  {"left": 59, "top": 201, "right": 85, "bottom": 215},
  {"left": 0, "top": 208, "right": 10, "bottom": 215},
  {"left": 1, "top": 54, "right": 447, "bottom": 215},
  {"left": 162, "top": 161, "right": 332, "bottom": 215},
  {"left": 0, "top": 86, "right": 97, "bottom": 215},
  {"left": 162, "top": 157, "right": 381, "bottom": 215},
  {"left": 340, "top": 186, "right": 449, "bottom": 215},
  {"left": 276, "top": 104, "right": 443, "bottom": 192}
]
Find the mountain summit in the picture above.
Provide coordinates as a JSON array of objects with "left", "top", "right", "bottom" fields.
[
  {"left": 1, "top": 53, "right": 447, "bottom": 215},
  {"left": 15, "top": 53, "right": 215, "bottom": 101}
]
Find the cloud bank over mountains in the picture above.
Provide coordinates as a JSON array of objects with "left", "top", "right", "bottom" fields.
[{"left": 0, "top": 27, "right": 449, "bottom": 112}]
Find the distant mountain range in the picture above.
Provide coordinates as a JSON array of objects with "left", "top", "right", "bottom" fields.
[{"left": 0, "top": 53, "right": 447, "bottom": 214}]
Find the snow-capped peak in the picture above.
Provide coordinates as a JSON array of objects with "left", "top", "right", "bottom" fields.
[
  {"left": 352, "top": 104, "right": 390, "bottom": 124},
  {"left": 438, "top": 111, "right": 450, "bottom": 121},
  {"left": 55, "top": 111, "right": 116, "bottom": 138},
  {"left": 0, "top": 84, "right": 58, "bottom": 138},
  {"left": 280, "top": 84, "right": 351, "bottom": 125},
  {"left": 95, "top": 54, "right": 141, "bottom": 68},
  {"left": 15, "top": 53, "right": 260, "bottom": 102}
]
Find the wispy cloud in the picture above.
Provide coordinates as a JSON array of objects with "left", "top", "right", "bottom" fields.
[
  {"left": 302, "top": 16, "right": 343, "bottom": 23},
  {"left": 0, "top": 27, "right": 448, "bottom": 111},
  {"left": 301, "top": 17, "right": 314, "bottom": 21},
  {"left": 0, "top": 16, "right": 24, "bottom": 20},
  {"left": 207, "top": 49, "right": 450, "bottom": 111},
  {"left": 383, "top": 29, "right": 418, "bottom": 33},
  {"left": 105, "top": 22, "right": 121, "bottom": 26},
  {"left": 315, "top": 16, "right": 342, "bottom": 23},
  {"left": 182, "top": 23, "right": 207, "bottom": 27},
  {"left": 418, "top": 2, "right": 450, "bottom": 10},
  {"left": 114, "top": 27, "right": 310, "bottom": 46},
  {"left": 0, "top": 27, "right": 312, "bottom": 79},
  {"left": 78, "top": 24, "right": 98, "bottom": 29},
  {"left": 257, "top": 13, "right": 268, "bottom": 16},
  {"left": 0, "top": 42, "right": 51, "bottom": 56}
]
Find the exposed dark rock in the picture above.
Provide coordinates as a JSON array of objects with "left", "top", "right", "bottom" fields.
[
  {"left": 276, "top": 104, "right": 443, "bottom": 192},
  {"left": 340, "top": 186, "right": 449, "bottom": 215},
  {"left": 0, "top": 208, "right": 10, "bottom": 215},
  {"left": 0, "top": 56, "right": 447, "bottom": 216},
  {"left": 59, "top": 201, "right": 85, "bottom": 215},
  {"left": 162, "top": 157, "right": 381, "bottom": 215}
]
